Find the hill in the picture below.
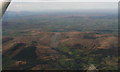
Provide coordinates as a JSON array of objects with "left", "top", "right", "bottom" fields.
[{"left": 2, "top": 32, "right": 118, "bottom": 70}]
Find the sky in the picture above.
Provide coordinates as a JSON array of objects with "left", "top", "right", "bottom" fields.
[
  {"left": 1, "top": 0, "right": 119, "bottom": 2},
  {"left": 6, "top": 2, "right": 118, "bottom": 12}
]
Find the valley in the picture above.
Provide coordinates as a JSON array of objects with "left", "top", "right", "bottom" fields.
[{"left": 2, "top": 11, "right": 119, "bottom": 70}]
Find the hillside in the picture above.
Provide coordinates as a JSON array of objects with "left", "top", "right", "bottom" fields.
[
  {"left": 2, "top": 11, "right": 119, "bottom": 70},
  {"left": 2, "top": 32, "right": 118, "bottom": 70}
]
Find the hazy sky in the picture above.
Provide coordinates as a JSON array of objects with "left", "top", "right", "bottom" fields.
[
  {"left": 7, "top": 2, "right": 118, "bottom": 12},
  {"left": 2, "top": 0, "right": 119, "bottom": 2}
]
